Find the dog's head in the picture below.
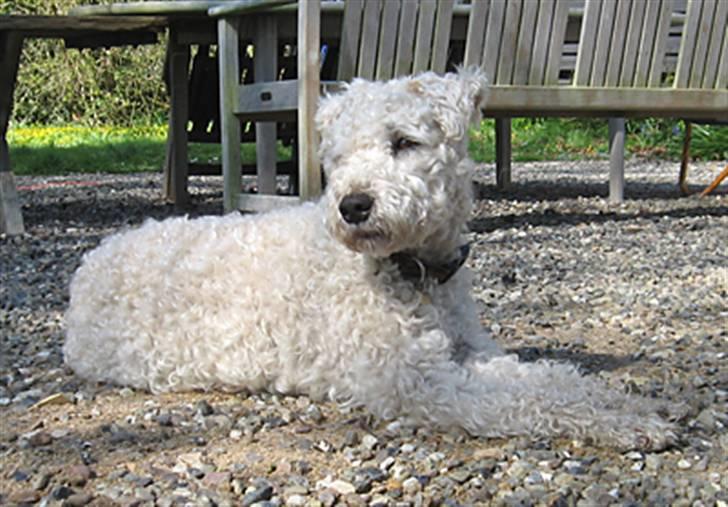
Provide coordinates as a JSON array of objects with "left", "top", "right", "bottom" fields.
[{"left": 316, "top": 68, "right": 487, "bottom": 259}]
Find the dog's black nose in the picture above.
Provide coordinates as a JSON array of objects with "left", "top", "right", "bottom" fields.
[{"left": 339, "top": 193, "right": 374, "bottom": 224}]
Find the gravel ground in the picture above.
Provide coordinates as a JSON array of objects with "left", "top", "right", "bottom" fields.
[{"left": 1, "top": 159, "right": 726, "bottom": 507}]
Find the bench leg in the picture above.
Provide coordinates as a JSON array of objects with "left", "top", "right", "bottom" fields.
[
  {"left": 218, "top": 17, "right": 242, "bottom": 213},
  {"left": 162, "top": 27, "right": 190, "bottom": 207},
  {"left": 495, "top": 118, "right": 511, "bottom": 190},
  {"left": 679, "top": 120, "right": 691, "bottom": 195},
  {"left": 608, "top": 117, "right": 625, "bottom": 204},
  {"left": 0, "top": 31, "right": 25, "bottom": 235},
  {"left": 254, "top": 16, "right": 278, "bottom": 195}
]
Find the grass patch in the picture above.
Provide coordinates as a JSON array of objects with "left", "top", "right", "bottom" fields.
[{"left": 8, "top": 119, "right": 726, "bottom": 176}]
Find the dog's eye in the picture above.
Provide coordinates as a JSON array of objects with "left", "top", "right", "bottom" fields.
[{"left": 392, "top": 137, "right": 420, "bottom": 154}]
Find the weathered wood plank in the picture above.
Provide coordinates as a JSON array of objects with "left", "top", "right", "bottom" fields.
[
  {"left": 217, "top": 17, "right": 243, "bottom": 213},
  {"left": 162, "top": 28, "right": 190, "bottom": 206},
  {"left": 413, "top": 0, "right": 437, "bottom": 73},
  {"left": 715, "top": 16, "right": 728, "bottom": 89},
  {"left": 485, "top": 86, "right": 728, "bottom": 118},
  {"left": 236, "top": 193, "right": 299, "bottom": 213},
  {"left": 0, "top": 15, "right": 166, "bottom": 35},
  {"left": 527, "top": 0, "right": 554, "bottom": 85},
  {"left": 701, "top": 0, "right": 727, "bottom": 88},
  {"left": 375, "top": 0, "right": 401, "bottom": 80},
  {"left": 208, "top": 0, "right": 295, "bottom": 17},
  {"left": 73, "top": 1, "right": 223, "bottom": 15},
  {"left": 497, "top": 0, "right": 523, "bottom": 84},
  {"left": 513, "top": 0, "right": 538, "bottom": 85},
  {"left": 619, "top": 0, "right": 646, "bottom": 86},
  {"left": 253, "top": 15, "right": 278, "bottom": 195},
  {"left": 574, "top": 0, "right": 602, "bottom": 86},
  {"left": 431, "top": 0, "right": 455, "bottom": 74},
  {"left": 633, "top": 0, "right": 662, "bottom": 87},
  {"left": 394, "top": 0, "right": 418, "bottom": 76},
  {"left": 590, "top": 0, "right": 616, "bottom": 86},
  {"left": 647, "top": 0, "right": 673, "bottom": 87},
  {"left": 297, "top": 0, "right": 322, "bottom": 201},
  {"left": 464, "top": 0, "right": 488, "bottom": 69},
  {"left": 357, "top": 0, "right": 382, "bottom": 79},
  {"left": 604, "top": 0, "right": 631, "bottom": 87},
  {"left": 689, "top": 0, "right": 718, "bottom": 88},
  {"left": 482, "top": 0, "right": 506, "bottom": 82},
  {"left": 0, "top": 31, "right": 25, "bottom": 235},
  {"left": 675, "top": 0, "right": 703, "bottom": 88},
  {"left": 544, "top": 0, "right": 569, "bottom": 84},
  {"left": 336, "top": 0, "right": 364, "bottom": 81}
]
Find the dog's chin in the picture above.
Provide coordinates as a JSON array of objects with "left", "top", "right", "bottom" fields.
[{"left": 338, "top": 229, "right": 396, "bottom": 257}]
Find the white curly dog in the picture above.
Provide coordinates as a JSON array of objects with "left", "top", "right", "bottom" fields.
[{"left": 65, "top": 69, "right": 673, "bottom": 450}]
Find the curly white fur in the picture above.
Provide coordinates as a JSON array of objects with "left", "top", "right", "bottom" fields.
[{"left": 65, "top": 69, "right": 673, "bottom": 450}]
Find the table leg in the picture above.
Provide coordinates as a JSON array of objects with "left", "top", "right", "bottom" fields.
[
  {"left": 0, "top": 31, "right": 25, "bottom": 235},
  {"left": 162, "top": 26, "right": 190, "bottom": 206}
]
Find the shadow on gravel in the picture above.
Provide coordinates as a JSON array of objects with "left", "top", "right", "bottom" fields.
[
  {"left": 508, "top": 346, "right": 636, "bottom": 374},
  {"left": 469, "top": 204, "right": 728, "bottom": 233},
  {"left": 473, "top": 179, "right": 725, "bottom": 202}
]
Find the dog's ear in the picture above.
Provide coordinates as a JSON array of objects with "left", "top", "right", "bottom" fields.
[
  {"left": 315, "top": 89, "right": 348, "bottom": 133},
  {"left": 408, "top": 67, "right": 489, "bottom": 142}
]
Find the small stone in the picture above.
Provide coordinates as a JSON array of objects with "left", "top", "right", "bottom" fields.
[
  {"left": 361, "top": 434, "right": 379, "bottom": 450},
  {"left": 317, "top": 490, "right": 337, "bottom": 507},
  {"left": 562, "top": 460, "right": 586, "bottom": 475},
  {"left": 27, "top": 430, "right": 52, "bottom": 447},
  {"left": 645, "top": 454, "right": 663, "bottom": 470},
  {"left": 344, "top": 430, "right": 360, "bottom": 447},
  {"left": 33, "top": 472, "right": 52, "bottom": 491},
  {"left": 370, "top": 494, "right": 392, "bottom": 506},
  {"left": 677, "top": 459, "right": 692, "bottom": 470},
  {"left": 51, "top": 485, "right": 75, "bottom": 500},
  {"left": 242, "top": 485, "right": 274, "bottom": 506},
  {"left": 8, "top": 490, "right": 41, "bottom": 504},
  {"left": 285, "top": 494, "right": 307, "bottom": 506},
  {"left": 63, "top": 493, "right": 94, "bottom": 506},
  {"left": 203, "top": 471, "right": 231, "bottom": 488},
  {"left": 195, "top": 400, "right": 214, "bottom": 416},
  {"left": 118, "top": 387, "right": 135, "bottom": 397},
  {"left": 328, "top": 479, "right": 356, "bottom": 496},
  {"left": 232, "top": 478, "right": 246, "bottom": 495},
  {"left": 305, "top": 404, "right": 324, "bottom": 423},
  {"left": 402, "top": 477, "right": 421, "bottom": 495},
  {"left": 64, "top": 464, "right": 93, "bottom": 486}
]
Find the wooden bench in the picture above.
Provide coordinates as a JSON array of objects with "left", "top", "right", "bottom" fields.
[
  {"left": 0, "top": 15, "right": 166, "bottom": 235},
  {"left": 213, "top": 0, "right": 727, "bottom": 211}
]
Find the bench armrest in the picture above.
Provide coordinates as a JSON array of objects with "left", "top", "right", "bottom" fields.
[{"left": 208, "top": 0, "right": 296, "bottom": 17}]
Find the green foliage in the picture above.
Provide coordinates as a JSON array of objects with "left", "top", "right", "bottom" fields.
[{"left": 3, "top": 0, "right": 168, "bottom": 126}]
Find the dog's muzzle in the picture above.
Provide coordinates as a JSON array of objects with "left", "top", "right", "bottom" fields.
[{"left": 339, "top": 193, "right": 374, "bottom": 224}]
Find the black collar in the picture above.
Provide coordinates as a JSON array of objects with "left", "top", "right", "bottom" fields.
[{"left": 387, "top": 243, "right": 470, "bottom": 287}]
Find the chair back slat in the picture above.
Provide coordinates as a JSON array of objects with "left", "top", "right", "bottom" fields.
[
  {"left": 526, "top": 0, "right": 554, "bottom": 85},
  {"left": 716, "top": 27, "right": 728, "bottom": 89},
  {"left": 393, "top": 0, "right": 418, "bottom": 77},
  {"left": 647, "top": 0, "right": 673, "bottom": 87},
  {"left": 412, "top": 0, "right": 437, "bottom": 73},
  {"left": 543, "top": 0, "right": 568, "bottom": 84},
  {"left": 590, "top": 0, "right": 617, "bottom": 86},
  {"left": 688, "top": 0, "right": 717, "bottom": 88},
  {"left": 496, "top": 0, "right": 522, "bottom": 84},
  {"left": 464, "top": 0, "right": 489, "bottom": 68},
  {"left": 675, "top": 0, "right": 705, "bottom": 87},
  {"left": 618, "top": 0, "right": 646, "bottom": 86},
  {"left": 336, "top": 0, "right": 364, "bottom": 81},
  {"left": 375, "top": 0, "right": 401, "bottom": 80},
  {"left": 604, "top": 0, "right": 632, "bottom": 87},
  {"left": 700, "top": 0, "right": 727, "bottom": 88},
  {"left": 632, "top": 0, "right": 664, "bottom": 86},
  {"left": 357, "top": 0, "right": 382, "bottom": 79},
  {"left": 574, "top": 0, "right": 601, "bottom": 85},
  {"left": 431, "top": 0, "right": 455, "bottom": 74},
  {"left": 481, "top": 0, "right": 506, "bottom": 82},
  {"left": 512, "top": 0, "right": 537, "bottom": 85}
]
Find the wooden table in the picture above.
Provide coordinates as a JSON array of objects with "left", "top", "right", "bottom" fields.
[{"left": 0, "top": 15, "right": 166, "bottom": 235}]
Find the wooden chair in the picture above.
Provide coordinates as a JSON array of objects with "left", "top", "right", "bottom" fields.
[{"left": 210, "top": 0, "right": 464, "bottom": 213}]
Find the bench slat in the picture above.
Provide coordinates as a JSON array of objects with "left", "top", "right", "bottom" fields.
[
  {"left": 591, "top": 0, "right": 617, "bottom": 86},
  {"left": 544, "top": 0, "right": 569, "bottom": 85},
  {"left": 647, "top": 0, "right": 673, "bottom": 87},
  {"left": 464, "top": 0, "right": 489, "bottom": 68},
  {"left": 715, "top": 9, "right": 728, "bottom": 89},
  {"left": 375, "top": 0, "right": 401, "bottom": 80},
  {"left": 413, "top": 0, "right": 437, "bottom": 73},
  {"left": 701, "top": 0, "right": 727, "bottom": 88},
  {"left": 357, "top": 0, "right": 382, "bottom": 79},
  {"left": 619, "top": 0, "right": 647, "bottom": 86},
  {"left": 574, "top": 0, "right": 601, "bottom": 86},
  {"left": 336, "top": 0, "right": 363, "bottom": 81},
  {"left": 633, "top": 0, "right": 662, "bottom": 86},
  {"left": 513, "top": 0, "right": 538, "bottom": 84},
  {"left": 689, "top": 0, "right": 718, "bottom": 88},
  {"left": 528, "top": 0, "right": 555, "bottom": 85},
  {"left": 496, "top": 0, "right": 522, "bottom": 84},
  {"left": 394, "top": 0, "right": 418, "bottom": 76},
  {"left": 431, "top": 0, "right": 455, "bottom": 74},
  {"left": 675, "top": 0, "right": 704, "bottom": 88},
  {"left": 482, "top": 0, "right": 506, "bottom": 82},
  {"left": 605, "top": 0, "right": 632, "bottom": 87}
]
